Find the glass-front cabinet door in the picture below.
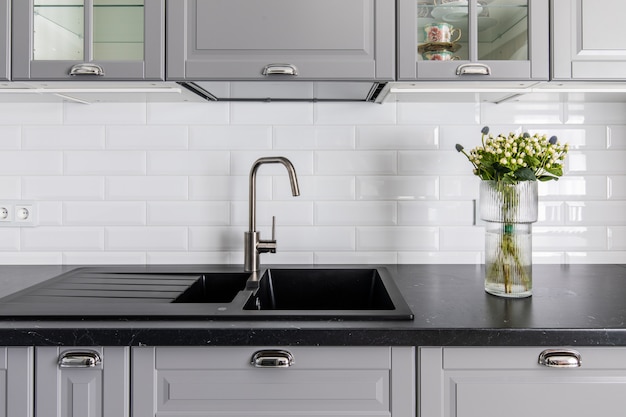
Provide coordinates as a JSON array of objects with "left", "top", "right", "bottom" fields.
[
  {"left": 11, "top": 0, "right": 164, "bottom": 80},
  {"left": 398, "top": 0, "right": 548, "bottom": 81}
]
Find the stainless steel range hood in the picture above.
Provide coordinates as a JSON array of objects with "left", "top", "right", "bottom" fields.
[{"left": 178, "top": 81, "right": 388, "bottom": 102}]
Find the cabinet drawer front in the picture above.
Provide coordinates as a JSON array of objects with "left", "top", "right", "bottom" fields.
[
  {"left": 156, "top": 346, "right": 391, "bottom": 369},
  {"left": 443, "top": 347, "right": 626, "bottom": 370},
  {"left": 157, "top": 369, "right": 389, "bottom": 414}
]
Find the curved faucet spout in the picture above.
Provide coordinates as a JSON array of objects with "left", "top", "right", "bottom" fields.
[
  {"left": 248, "top": 156, "right": 300, "bottom": 233},
  {"left": 245, "top": 156, "right": 300, "bottom": 272}
]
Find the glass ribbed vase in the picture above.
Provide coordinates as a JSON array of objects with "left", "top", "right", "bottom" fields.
[{"left": 479, "top": 180, "right": 538, "bottom": 298}]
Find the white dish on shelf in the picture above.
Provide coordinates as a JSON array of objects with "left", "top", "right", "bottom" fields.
[{"left": 431, "top": 1, "right": 483, "bottom": 23}]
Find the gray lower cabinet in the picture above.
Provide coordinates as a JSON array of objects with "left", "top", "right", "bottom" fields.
[
  {"left": 11, "top": 1, "right": 164, "bottom": 81},
  {"left": 552, "top": 0, "right": 626, "bottom": 80},
  {"left": 35, "top": 347, "right": 130, "bottom": 417},
  {"left": 132, "top": 346, "right": 415, "bottom": 417},
  {"left": 420, "top": 346, "right": 626, "bottom": 417},
  {"left": 0, "top": 347, "right": 33, "bottom": 417},
  {"left": 167, "top": 0, "right": 395, "bottom": 81}
]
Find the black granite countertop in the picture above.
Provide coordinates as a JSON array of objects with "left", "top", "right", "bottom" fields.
[{"left": 0, "top": 264, "right": 624, "bottom": 347}]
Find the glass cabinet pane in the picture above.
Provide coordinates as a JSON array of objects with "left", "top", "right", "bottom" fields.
[
  {"left": 418, "top": 0, "right": 468, "bottom": 61},
  {"left": 416, "top": 0, "right": 529, "bottom": 62},
  {"left": 33, "top": 0, "right": 84, "bottom": 60},
  {"left": 478, "top": 0, "right": 528, "bottom": 61},
  {"left": 93, "top": 0, "right": 144, "bottom": 61}
]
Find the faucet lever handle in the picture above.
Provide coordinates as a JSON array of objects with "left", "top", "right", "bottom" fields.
[{"left": 271, "top": 216, "right": 276, "bottom": 241}]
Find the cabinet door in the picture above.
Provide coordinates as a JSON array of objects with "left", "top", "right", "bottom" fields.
[
  {"left": 398, "top": 0, "right": 549, "bottom": 81},
  {"left": 0, "top": 347, "right": 33, "bottom": 417},
  {"left": 132, "top": 346, "right": 415, "bottom": 417},
  {"left": 12, "top": 0, "right": 164, "bottom": 80},
  {"left": 167, "top": 0, "right": 395, "bottom": 81},
  {"left": 552, "top": 0, "right": 626, "bottom": 79},
  {"left": 0, "top": 0, "right": 8, "bottom": 80},
  {"left": 35, "top": 347, "right": 129, "bottom": 417},
  {"left": 420, "top": 347, "right": 626, "bottom": 417}
]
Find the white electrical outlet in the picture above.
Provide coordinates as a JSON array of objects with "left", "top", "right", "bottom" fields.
[{"left": 0, "top": 202, "right": 38, "bottom": 227}]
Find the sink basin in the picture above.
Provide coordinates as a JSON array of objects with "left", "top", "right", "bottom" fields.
[
  {"left": 244, "top": 268, "right": 394, "bottom": 310},
  {"left": 0, "top": 266, "right": 413, "bottom": 320},
  {"left": 172, "top": 273, "right": 251, "bottom": 303}
]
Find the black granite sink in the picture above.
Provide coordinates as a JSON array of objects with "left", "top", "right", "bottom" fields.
[{"left": 0, "top": 266, "right": 413, "bottom": 320}]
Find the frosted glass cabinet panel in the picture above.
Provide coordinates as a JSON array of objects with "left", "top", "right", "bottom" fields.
[
  {"left": 398, "top": 0, "right": 549, "bottom": 80},
  {"left": 12, "top": 0, "right": 164, "bottom": 80},
  {"left": 552, "top": 0, "right": 626, "bottom": 79}
]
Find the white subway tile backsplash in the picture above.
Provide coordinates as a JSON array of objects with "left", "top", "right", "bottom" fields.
[
  {"left": 274, "top": 176, "right": 355, "bottom": 201},
  {"left": 64, "top": 102, "right": 146, "bottom": 125},
  {"left": 315, "top": 202, "right": 397, "bottom": 226},
  {"left": 357, "top": 176, "right": 438, "bottom": 201},
  {"left": 64, "top": 151, "right": 146, "bottom": 175},
  {"left": 0, "top": 177, "right": 21, "bottom": 199},
  {"left": 0, "top": 126, "right": 21, "bottom": 149},
  {"left": 147, "top": 151, "right": 230, "bottom": 175},
  {"left": 566, "top": 201, "right": 626, "bottom": 225},
  {"left": 23, "top": 126, "right": 105, "bottom": 150},
  {"left": 0, "top": 229, "right": 20, "bottom": 251},
  {"left": 106, "top": 125, "right": 188, "bottom": 149},
  {"left": 106, "top": 227, "right": 188, "bottom": 251},
  {"left": 22, "top": 227, "right": 105, "bottom": 251},
  {"left": 148, "top": 202, "right": 229, "bottom": 225},
  {"left": 189, "top": 125, "right": 272, "bottom": 150},
  {"left": 0, "top": 151, "right": 63, "bottom": 175},
  {"left": 607, "top": 125, "right": 626, "bottom": 149},
  {"left": 23, "top": 176, "right": 105, "bottom": 200},
  {"left": 316, "top": 151, "right": 396, "bottom": 175},
  {"left": 106, "top": 176, "right": 188, "bottom": 201},
  {"left": 64, "top": 202, "right": 146, "bottom": 225},
  {"left": 357, "top": 126, "right": 438, "bottom": 150},
  {"left": 399, "top": 201, "right": 473, "bottom": 225},
  {"left": 356, "top": 227, "right": 439, "bottom": 251},
  {"left": 274, "top": 126, "right": 355, "bottom": 150},
  {"left": 231, "top": 201, "right": 313, "bottom": 226},
  {"left": 608, "top": 176, "right": 626, "bottom": 200},
  {"left": 189, "top": 175, "right": 269, "bottom": 201},
  {"left": 0, "top": 100, "right": 624, "bottom": 265},
  {"left": 147, "top": 102, "right": 229, "bottom": 125}
]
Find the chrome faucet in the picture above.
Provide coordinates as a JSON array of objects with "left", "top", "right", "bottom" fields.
[{"left": 244, "top": 157, "right": 300, "bottom": 272}]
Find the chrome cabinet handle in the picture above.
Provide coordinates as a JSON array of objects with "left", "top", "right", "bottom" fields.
[
  {"left": 69, "top": 63, "right": 105, "bottom": 76},
  {"left": 58, "top": 350, "right": 102, "bottom": 368},
  {"left": 251, "top": 350, "right": 294, "bottom": 368},
  {"left": 538, "top": 349, "right": 581, "bottom": 368},
  {"left": 262, "top": 64, "right": 298, "bottom": 76},
  {"left": 456, "top": 63, "right": 491, "bottom": 76}
]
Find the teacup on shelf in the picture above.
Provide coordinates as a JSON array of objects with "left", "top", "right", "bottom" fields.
[
  {"left": 421, "top": 50, "right": 460, "bottom": 61},
  {"left": 423, "top": 22, "right": 462, "bottom": 43}
]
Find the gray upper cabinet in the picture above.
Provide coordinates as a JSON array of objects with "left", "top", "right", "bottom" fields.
[
  {"left": 420, "top": 346, "right": 626, "bottom": 417},
  {"left": 11, "top": 0, "right": 164, "bottom": 81},
  {"left": 167, "top": 0, "right": 395, "bottom": 81},
  {"left": 1, "top": 0, "right": 8, "bottom": 80},
  {"left": 552, "top": 0, "right": 626, "bottom": 80},
  {"left": 397, "top": 0, "right": 549, "bottom": 81}
]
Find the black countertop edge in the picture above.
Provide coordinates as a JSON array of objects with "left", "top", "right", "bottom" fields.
[{"left": 2, "top": 328, "right": 626, "bottom": 347}]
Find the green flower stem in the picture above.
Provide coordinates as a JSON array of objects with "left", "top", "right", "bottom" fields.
[{"left": 487, "top": 223, "right": 531, "bottom": 293}]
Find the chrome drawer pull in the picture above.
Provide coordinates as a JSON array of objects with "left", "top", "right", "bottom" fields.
[
  {"left": 456, "top": 63, "right": 491, "bottom": 76},
  {"left": 262, "top": 64, "right": 298, "bottom": 76},
  {"left": 58, "top": 350, "right": 102, "bottom": 368},
  {"left": 251, "top": 350, "right": 294, "bottom": 368},
  {"left": 538, "top": 349, "right": 581, "bottom": 368},
  {"left": 69, "top": 63, "right": 105, "bottom": 76}
]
